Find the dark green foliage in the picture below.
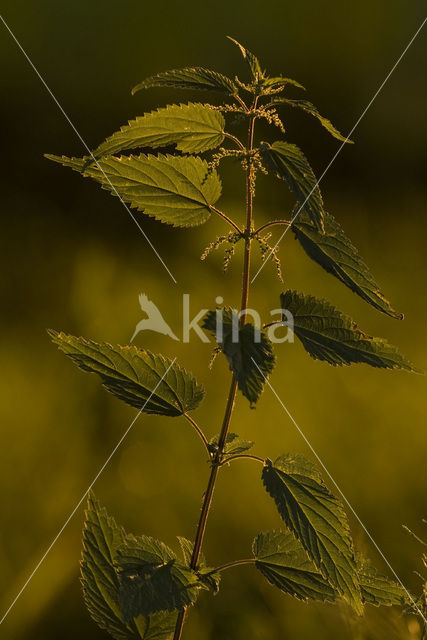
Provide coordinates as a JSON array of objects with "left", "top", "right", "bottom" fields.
[
  {"left": 357, "top": 556, "right": 409, "bottom": 607},
  {"left": 262, "top": 454, "right": 362, "bottom": 613},
  {"left": 47, "top": 37, "right": 418, "bottom": 639},
  {"left": 227, "top": 37, "right": 264, "bottom": 82},
  {"left": 203, "top": 308, "right": 275, "bottom": 406},
  {"left": 291, "top": 209, "right": 402, "bottom": 318},
  {"left": 81, "top": 493, "right": 176, "bottom": 640},
  {"left": 254, "top": 531, "right": 409, "bottom": 609},
  {"left": 268, "top": 98, "right": 352, "bottom": 142},
  {"left": 45, "top": 153, "right": 221, "bottom": 228},
  {"left": 116, "top": 536, "right": 201, "bottom": 619},
  {"left": 280, "top": 291, "right": 419, "bottom": 371},
  {"left": 259, "top": 141, "right": 324, "bottom": 231},
  {"left": 132, "top": 67, "right": 237, "bottom": 95},
  {"left": 208, "top": 432, "right": 255, "bottom": 456},
  {"left": 253, "top": 530, "right": 337, "bottom": 603},
  {"left": 89, "top": 103, "right": 226, "bottom": 159},
  {"left": 50, "top": 331, "right": 204, "bottom": 416}
]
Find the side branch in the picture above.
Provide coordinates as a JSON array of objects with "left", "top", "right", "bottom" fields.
[
  {"left": 254, "top": 219, "right": 291, "bottom": 234},
  {"left": 220, "top": 454, "right": 265, "bottom": 466},
  {"left": 210, "top": 558, "right": 256, "bottom": 574},
  {"left": 210, "top": 206, "right": 242, "bottom": 234},
  {"left": 224, "top": 132, "right": 246, "bottom": 151},
  {"left": 183, "top": 414, "right": 211, "bottom": 455}
]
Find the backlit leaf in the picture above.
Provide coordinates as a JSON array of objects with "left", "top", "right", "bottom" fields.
[
  {"left": 176, "top": 538, "right": 220, "bottom": 594},
  {"left": 280, "top": 290, "right": 419, "bottom": 371},
  {"left": 357, "top": 555, "right": 409, "bottom": 607},
  {"left": 260, "top": 141, "right": 324, "bottom": 231},
  {"left": 254, "top": 532, "right": 407, "bottom": 609},
  {"left": 49, "top": 331, "right": 204, "bottom": 416},
  {"left": 203, "top": 308, "right": 275, "bottom": 406},
  {"left": 261, "top": 77, "right": 305, "bottom": 93},
  {"left": 116, "top": 535, "right": 201, "bottom": 620},
  {"left": 132, "top": 67, "right": 237, "bottom": 95},
  {"left": 45, "top": 153, "right": 221, "bottom": 228},
  {"left": 262, "top": 454, "right": 362, "bottom": 614},
  {"left": 81, "top": 492, "right": 175, "bottom": 640},
  {"left": 227, "top": 37, "right": 264, "bottom": 82},
  {"left": 209, "top": 432, "right": 255, "bottom": 456},
  {"left": 269, "top": 98, "right": 352, "bottom": 143},
  {"left": 253, "top": 530, "right": 337, "bottom": 603},
  {"left": 90, "top": 104, "right": 225, "bottom": 159},
  {"left": 291, "top": 209, "right": 402, "bottom": 318}
]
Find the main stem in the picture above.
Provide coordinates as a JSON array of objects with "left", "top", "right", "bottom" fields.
[{"left": 172, "top": 102, "right": 257, "bottom": 640}]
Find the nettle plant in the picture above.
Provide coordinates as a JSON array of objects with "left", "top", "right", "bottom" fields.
[{"left": 46, "top": 38, "right": 422, "bottom": 639}]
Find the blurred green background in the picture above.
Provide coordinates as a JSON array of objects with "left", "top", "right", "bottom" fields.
[{"left": 1, "top": 1, "right": 426, "bottom": 638}]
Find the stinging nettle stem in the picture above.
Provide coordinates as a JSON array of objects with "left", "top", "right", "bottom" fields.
[{"left": 173, "top": 98, "right": 258, "bottom": 640}]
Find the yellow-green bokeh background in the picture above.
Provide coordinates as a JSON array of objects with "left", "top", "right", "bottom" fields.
[{"left": 1, "top": 1, "right": 426, "bottom": 638}]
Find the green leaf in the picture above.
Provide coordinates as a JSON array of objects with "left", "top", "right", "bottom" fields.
[
  {"left": 269, "top": 98, "right": 352, "bottom": 143},
  {"left": 203, "top": 308, "right": 275, "bottom": 406},
  {"left": 227, "top": 36, "right": 264, "bottom": 82},
  {"left": 116, "top": 535, "right": 201, "bottom": 620},
  {"left": 49, "top": 331, "right": 204, "bottom": 416},
  {"left": 261, "top": 77, "right": 306, "bottom": 93},
  {"left": 253, "top": 530, "right": 337, "bottom": 603},
  {"left": 291, "top": 210, "right": 402, "bottom": 318},
  {"left": 132, "top": 67, "right": 237, "bottom": 95},
  {"left": 196, "top": 566, "right": 221, "bottom": 594},
  {"left": 81, "top": 492, "right": 175, "bottom": 640},
  {"left": 357, "top": 555, "right": 409, "bottom": 607},
  {"left": 259, "top": 141, "right": 324, "bottom": 231},
  {"left": 176, "top": 538, "right": 221, "bottom": 594},
  {"left": 45, "top": 153, "right": 221, "bottom": 228},
  {"left": 208, "top": 432, "right": 255, "bottom": 455},
  {"left": 90, "top": 104, "right": 225, "bottom": 160},
  {"left": 262, "top": 454, "right": 362, "bottom": 614},
  {"left": 253, "top": 531, "right": 409, "bottom": 609},
  {"left": 280, "top": 290, "right": 420, "bottom": 371},
  {"left": 177, "top": 537, "right": 195, "bottom": 566}
]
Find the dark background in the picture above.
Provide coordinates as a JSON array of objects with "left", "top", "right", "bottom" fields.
[{"left": 1, "top": 1, "right": 426, "bottom": 639}]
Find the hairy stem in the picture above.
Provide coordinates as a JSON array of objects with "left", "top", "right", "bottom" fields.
[
  {"left": 210, "top": 205, "right": 242, "bottom": 234},
  {"left": 173, "top": 99, "right": 257, "bottom": 640},
  {"left": 183, "top": 413, "right": 211, "bottom": 454},
  {"left": 254, "top": 219, "right": 291, "bottom": 234},
  {"left": 212, "top": 558, "right": 256, "bottom": 573},
  {"left": 220, "top": 453, "right": 265, "bottom": 466}
]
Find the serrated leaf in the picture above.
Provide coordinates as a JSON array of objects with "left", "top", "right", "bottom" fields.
[
  {"left": 45, "top": 153, "right": 221, "bottom": 228},
  {"left": 357, "top": 555, "right": 409, "bottom": 607},
  {"left": 262, "top": 454, "right": 362, "bottom": 614},
  {"left": 269, "top": 98, "right": 352, "bottom": 143},
  {"left": 203, "top": 308, "right": 275, "bottom": 406},
  {"left": 176, "top": 538, "right": 220, "bottom": 593},
  {"left": 280, "top": 290, "right": 420, "bottom": 371},
  {"left": 132, "top": 67, "right": 237, "bottom": 95},
  {"left": 81, "top": 492, "right": 174, "bottom": 640},
  {"left": 49, "top": 331, "right": 204, "bottom": 416},
  {"left": 291, "top": 209, "right": 402, "bottom": 318},
  {"left": 253, "top": 530, "right": 337, "bottom": 603},
  {"left": 116, "top": 535, "right": 200, "bottom": 620},
  {"left": 90, "top": 104, "right": 225, "bottom": 160},
  {"left": 177, "top": 537, "right": 196, "bottom": 566},
  {"left": 261, "top": 77, "right": 306, "bottom": 93},
  {"left": 227, "top": 36, "right": 264, "bottom": 82},
  {"left": 254, "top": 531, "right": 408, "bottom": 610},
  {"left": 259, "top": 141, "right": 324, "bottom": 231},
  {"left": 209, "top": 432, "right": 255, "bottom": 455}
]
